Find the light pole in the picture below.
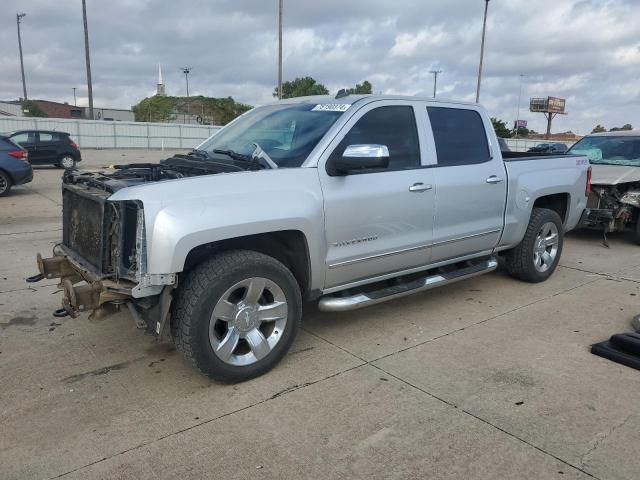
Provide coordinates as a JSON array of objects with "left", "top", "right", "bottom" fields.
[
  {"left": 16, "top": 13, "right": 27, "bottom": 101},
  {"left": 430, "top": 69, "right": 442, "bottom": 98},
  {"left": 72, "top": 87, "right": 77, "bottom": 106},
  {"left": 514, "top": 74, "right": 526, "bottom": 138},
  {"left": 475, "top": 0, "right": 490, "bottom": 103},
  {"left": 181, "top": 67, "right": 192, "bottom": 123},
  {"left": 82, "top": 0, "right": 94, "bottom": 120},
  {"left": 277, "top": 0, "right": 283, "bottom": 99}
]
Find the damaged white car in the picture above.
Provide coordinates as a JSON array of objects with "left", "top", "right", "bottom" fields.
[{"left": 569, "top": 131, "right": 640, "bottom": 243}]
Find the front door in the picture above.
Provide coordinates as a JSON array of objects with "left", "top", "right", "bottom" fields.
[
  {"left": 35, "top": 132, "right": 59, "bottom": 164},
  {"left": 319, "top": 101, "right": 435, "bottom": 289},
  {"left": 426, "top": 106, "right": 507, "bottom": 262}
]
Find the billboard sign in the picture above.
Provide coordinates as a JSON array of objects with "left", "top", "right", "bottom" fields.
[
  {"left": 530, "top": 97, "right": 566, "bottom": 113},
  {"left": 515, "top": 119, "right": 528, "bottom": 129},
  {"left": 547, "top": 97, "right": 566, "bottom": 113}
]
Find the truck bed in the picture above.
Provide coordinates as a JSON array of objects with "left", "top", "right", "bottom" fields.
[{"left": 502, "top": 151, "right": 573, "bottom": 161}]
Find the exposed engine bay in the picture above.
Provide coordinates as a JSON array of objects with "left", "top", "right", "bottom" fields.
[{"left": 30, "top": 151, "right": 267, "bottom": 323}]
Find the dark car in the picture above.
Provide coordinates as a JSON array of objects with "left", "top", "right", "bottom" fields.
[
  {"left": 527, "top": 142, "right": 568, "bottom": 154},
  {"left": 6, "top": 130, "right": 81, "bottom": 169},
  {"left": 0, "top": 136, "right": 33, "bottom": 196}
]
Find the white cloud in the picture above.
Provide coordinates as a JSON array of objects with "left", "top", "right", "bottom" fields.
[{"left": 0, "top": 0, "right": 638, "bottom": 133}]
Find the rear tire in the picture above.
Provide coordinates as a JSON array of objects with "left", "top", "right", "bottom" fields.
[
  {"left": 171, "top": 250, "right": 302, "bottom": 382},
  {"left": 0, "top": 171, "right": 12, "bottom": 197},
  {"left": 505, "top": 208, "right": 564, "bottom": 283}
]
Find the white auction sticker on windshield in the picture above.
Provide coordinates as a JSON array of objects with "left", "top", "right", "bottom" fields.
[{"left": 312, "top": 104, "right": 351, "bottom": 112}]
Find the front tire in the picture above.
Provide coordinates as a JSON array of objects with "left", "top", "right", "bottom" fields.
[
  {"left": 172, "top": 250, "right": 302, "bottom": 382},
  {"left": 0, "top": 171, "right": 12, "bottom": 197},
  {"left": 505, "top": 208, "right": 564, "bottom": 283}
]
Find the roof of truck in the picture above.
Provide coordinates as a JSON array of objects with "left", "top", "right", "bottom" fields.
[{"left": 276, "top": 94, "right": 479, "bottom": 108}]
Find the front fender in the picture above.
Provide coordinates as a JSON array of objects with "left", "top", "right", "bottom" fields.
[{"left": 110, "top": 168, "right": 326, "bottom": 290}]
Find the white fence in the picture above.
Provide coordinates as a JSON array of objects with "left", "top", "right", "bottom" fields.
[{"left": 0, "top": 116, "right": 222, "bottom": 149}]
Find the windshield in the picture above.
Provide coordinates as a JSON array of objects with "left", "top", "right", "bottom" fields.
[
  {"left": 197, "top": 103, "right": 346, "bottom": 168},
  {"left": 568, "top": 136, "right": 640, "bottom": 166}
]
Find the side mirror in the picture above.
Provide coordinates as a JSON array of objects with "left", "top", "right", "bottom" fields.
[{"left": 334, "top": 144, "right": 390, "bottom": 174}]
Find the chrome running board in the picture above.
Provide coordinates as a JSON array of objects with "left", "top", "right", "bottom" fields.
[{"left": 318, "top": 257, "right": 498, "bottom": 312}]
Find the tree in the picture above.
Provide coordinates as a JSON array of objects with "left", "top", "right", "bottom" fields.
[
  {"left": 273, "top": 77, "right": 329, "bottom": 99},
  {"left": 591, "top": 124, "right": 607, "bottom": 133},
  {"left": 131, "top": 95, "right": 252, "bottom": 124},
  {"left": 347, "top": 80, "right": 373, "bottom": 94},
  {"left": 610, "top": 124, "right": 633, "bottom": 132},
  {"left": 491, "top": 117, "right": 512, "bottom": 138},
  {"left": 21, "top": 100, "right": 47, "bottom": 118}
]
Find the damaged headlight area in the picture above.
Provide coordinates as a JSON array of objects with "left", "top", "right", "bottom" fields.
[{"left": 620, "top": 190, "right": 640, "bottom": 208}]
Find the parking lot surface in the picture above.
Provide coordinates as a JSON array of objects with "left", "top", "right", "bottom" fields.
[{"left": 1, "top": 149, "right": 640, "bottom": 479}]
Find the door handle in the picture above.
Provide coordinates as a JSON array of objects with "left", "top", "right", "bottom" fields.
[
  {"left": 486, "top": 176, "right": 503, "bottom": 184},
  {"left": 409, "top": 183, "right": 432, "bottom": 192}
]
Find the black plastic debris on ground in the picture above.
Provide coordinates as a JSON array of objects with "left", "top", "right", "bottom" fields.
[{"left": 591, "top": 332, "right": 640, "bottom": 371}]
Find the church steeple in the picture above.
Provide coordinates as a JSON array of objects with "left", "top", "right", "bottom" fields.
[{"left": 156, "top": 63, "right": 166, "bottom": 96}]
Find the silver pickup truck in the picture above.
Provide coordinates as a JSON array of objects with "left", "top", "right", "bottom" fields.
[{"left": 30, "top": 94, "right": 590, "bottom": 381}]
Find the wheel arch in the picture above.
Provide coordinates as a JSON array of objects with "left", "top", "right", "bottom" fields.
[
  {"left": 182, "top": 230, "right": 312, "bottom": 296},
  {"left": 532, "top": 193, "right": 569, "bottom": 225}
]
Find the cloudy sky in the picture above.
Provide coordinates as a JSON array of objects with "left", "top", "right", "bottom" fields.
[{"left": 1, "top": 0, "right": 638, "bottom": 134}]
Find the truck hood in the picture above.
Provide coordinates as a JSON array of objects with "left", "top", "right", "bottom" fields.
[{"left": 590, "top": 164, "right": 640, "bottom": 185}]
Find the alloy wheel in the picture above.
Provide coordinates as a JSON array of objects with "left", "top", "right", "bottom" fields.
[
  {"left": 533, "top": 221, "right": 559, "bottom": 273},
  {"left": 209, "top": 277, "right": 288, "bottom": 366}
]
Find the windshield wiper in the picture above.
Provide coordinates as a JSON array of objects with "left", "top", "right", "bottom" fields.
[{"left": 212, "top": 149, "right": 251, "bottom": 162}]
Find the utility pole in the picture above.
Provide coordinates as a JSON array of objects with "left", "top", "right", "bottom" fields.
[
  {"left": 16, "top": 13, "right": 27, "bottom": 101},
  {"left": 514, "top": 74, "right": 526, "bottom": 138},
  {"left": 277, "top": 0, "right": 283, "bottom": 99},
  {"left": 475, "top": 0, "right": 490, "bottom": 103},
  {"left": 430, "top": 69, "right": 442, "bottom": 98},
  {"left": 82, "top": 0, "right": 94, "bottom": 120},
  {"left": 72, "top": 87, "right": 77, "bottom": 106},
  {"left": 181, "top": 67, "right": 192, "bottom": 123}
]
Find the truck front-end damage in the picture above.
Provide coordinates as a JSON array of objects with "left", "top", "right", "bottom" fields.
[
  {"left": 28, "top": 169, "right": 177, "bottom": 333},
  {"left": 585, "top": 183, "right": 640, "bottom": 235}
]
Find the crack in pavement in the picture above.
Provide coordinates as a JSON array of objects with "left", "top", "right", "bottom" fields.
[
  {"left": 0, "top": 228, "right": 62, "bottom": 236},
  {"left": 579, "top": 413, "right": 633, "bottom": 468},
  {"left": 50, "top": 362, "right": 366, "bottom": 479}
]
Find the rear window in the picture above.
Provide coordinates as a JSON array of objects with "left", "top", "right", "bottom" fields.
[{"left": 427, "top": 107, "right": 490, "bottom": 166}]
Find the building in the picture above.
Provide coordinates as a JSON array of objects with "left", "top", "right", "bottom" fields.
[
  {"left": 0, "top": 99, "right": 134, "bottom": 122},
  {"left": 157, "top": 64, "right": 166, "bottom": 96}
]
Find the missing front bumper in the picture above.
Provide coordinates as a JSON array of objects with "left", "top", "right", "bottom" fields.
[{"left": 29, "top": 252, "right": 133, "bottom": 318}]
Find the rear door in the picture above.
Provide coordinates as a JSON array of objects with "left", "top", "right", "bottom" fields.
[
  {"left": 319, "top": 100, "right": 436, "bottom": 289},
  {"left": 35, "top": 132, "right": 59, "bottom": 164},
  {"left": 426, "top": 106, "right": 507, "bottom": 262},
  {"left": 9, "top": 132, "right": 38, "bottom": 162}
]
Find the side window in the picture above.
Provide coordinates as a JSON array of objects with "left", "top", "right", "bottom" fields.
[
  {"left": 427, "top": 107, "right": 490, "bottom": 166},
  {"left": 38, "top": 133, "right": 54, "bottom": 142},
  {"left": 11, "top": 132, "right": 35, "bottom": 144},
  {"left": 331, "top": 106, "right": 420, "bottom": 172}
]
